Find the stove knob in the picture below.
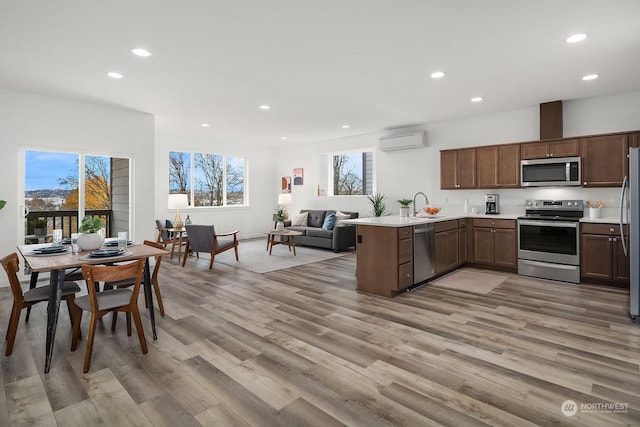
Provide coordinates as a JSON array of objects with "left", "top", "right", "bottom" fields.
[{"left": 567, "top": 202, "right": 572, "bottom": 206}]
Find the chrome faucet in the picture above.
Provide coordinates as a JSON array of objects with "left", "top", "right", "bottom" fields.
[{"left": 413, "top": 192, "right": 429, "bottom": 216}]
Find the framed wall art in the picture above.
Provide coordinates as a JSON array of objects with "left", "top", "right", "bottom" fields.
[
  {"left": 281, "top": 176, "right": 291, "bottom": 193},
  {"left": 293, "top": 168, "right": 304, "bottom": 185}
]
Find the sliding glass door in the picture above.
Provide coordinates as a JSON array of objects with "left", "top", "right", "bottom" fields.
[{"left": 23, "top": 149, "right": 130, "bottom": 243}]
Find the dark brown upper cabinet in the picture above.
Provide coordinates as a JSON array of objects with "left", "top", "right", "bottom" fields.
[
  {"left": 476, "top": 144, "right": 520, "bottom": 188},
  {"left": 441, "top": 148, "right": 476, "bottom": 189},
  {"left": 580, "top": 134, "right": 629, "bottom": 187},
  {"left": 520, "top": 138, "right": 580, "bottom": 160}
]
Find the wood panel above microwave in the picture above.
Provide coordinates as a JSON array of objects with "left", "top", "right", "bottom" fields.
[{"left": 440, "top": 130, "right": 638, "bottom": 190}]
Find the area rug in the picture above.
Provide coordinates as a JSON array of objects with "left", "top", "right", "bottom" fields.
[
  {"left": 430, "top": 268, "right": 508, "bottom": 294},
  {"left": 203, "top": 238, "right": 350, "bottom": 273}
]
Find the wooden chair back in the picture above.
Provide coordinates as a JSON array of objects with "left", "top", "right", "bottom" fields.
[
  {"left": 1, "top": 253, "right": 24, "bottom": 303},
  {"left": 81, "top": 259, "right": 144, "bottom": 311}
]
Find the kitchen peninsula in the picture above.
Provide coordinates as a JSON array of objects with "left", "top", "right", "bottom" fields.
[{"left": 343, "top": 214, "right": 519, "bottom": 297}]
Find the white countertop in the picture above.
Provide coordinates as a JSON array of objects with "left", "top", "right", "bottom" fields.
[
  {"left": 580, "top": 216, "right": 624, "bottom": 224},
  {"left": 342, "top": 213, "right": 519, "bottom": 227},
  {"left": 342, "top": 213, "right": 625, "bottom": 227}
]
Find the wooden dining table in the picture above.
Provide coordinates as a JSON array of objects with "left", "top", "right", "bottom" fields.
[{"left": 17, "top": 242, "right": 169, "bottom": 373}]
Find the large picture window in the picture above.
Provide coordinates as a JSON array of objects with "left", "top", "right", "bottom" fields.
[
  {"left": 330, "top": 151, "right": 374, "bottom": 196},
  {"left": 169, "top": 151, "right": 245, "bottom": 206}
]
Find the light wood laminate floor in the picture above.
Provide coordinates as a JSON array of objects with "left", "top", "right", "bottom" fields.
[{"left": 1, "top": 254, "right": 639, "bottom": 426}]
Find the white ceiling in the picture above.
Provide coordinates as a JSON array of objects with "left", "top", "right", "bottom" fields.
[{"left": 1, "top": 0, "right": 639, "bottom": 147}]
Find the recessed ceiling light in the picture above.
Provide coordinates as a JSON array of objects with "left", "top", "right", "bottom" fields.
[
  {"left": 131, "top": 47, "right": 152, "bottom": 57},
  {"left": 259, "top": 105, "right": 271, "bottom": 110},
  {"left": 280, "top": 136, "right": 288, "bottom": 140},
  {"left": 582, "top": 74, "right": 599, "bottom": 81},
  {"left": 201, "top": 123, "right": 210, "bottom": 127},
  {"left": 566, "top": 33, "right": 587, "bottom": 43},
  {"left": 471, "top": 97, "right": 483, "bottom": 102},
  {"left": 341, "top": 124, "right": 350, "bottom": 129},
  {"left": 107, "top": 72, "right": 123, "bottom": 79},
  {"left": 430, "top": 71, "right": 445, "bottom": 79}
]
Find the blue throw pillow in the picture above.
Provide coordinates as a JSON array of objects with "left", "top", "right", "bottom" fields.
[
  {"left": 322, "top": 213, "right": 336, "bottom": 230},
  {"left": 165, "top": 219, "right": 174, "bottom": 228}
]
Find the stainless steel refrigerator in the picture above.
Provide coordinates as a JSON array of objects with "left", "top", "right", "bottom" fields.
[{"left": 622, "top": 147, "right": 639, "bottom": 322}]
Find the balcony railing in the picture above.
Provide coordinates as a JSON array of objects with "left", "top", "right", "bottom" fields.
[{"left": 26, "top": 210, "right": 112, "bottom": 240}]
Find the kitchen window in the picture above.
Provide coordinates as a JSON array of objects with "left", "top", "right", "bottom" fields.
[{"left": 327, "top": 150, "right": 374, "bottom": 196}]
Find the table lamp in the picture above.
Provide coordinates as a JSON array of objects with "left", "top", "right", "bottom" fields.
[
  {"left": 277, "top": 193, "right": 292, "bottom": 219},
  {"left": 168, "top": 194, "right": 189, "bottom": 230}
]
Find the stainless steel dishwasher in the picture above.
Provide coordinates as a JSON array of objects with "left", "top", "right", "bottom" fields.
[{"left": 413, "top": 223, "right": 435, "bottom": 284}]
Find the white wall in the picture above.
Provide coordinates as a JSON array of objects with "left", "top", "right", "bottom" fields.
[
  {"left": 274, "top": 90, "right": 640, "bottom": 219},
  {"left": 154, "top": 135, "right": 277, "bottom": 239},
  {"left": 0, "top": 89, "right": 155, "bottom": 285}
]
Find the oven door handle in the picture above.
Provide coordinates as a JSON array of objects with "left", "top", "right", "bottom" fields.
[{"left": 519, "top": 220, "right": 578, "bottom": 228}]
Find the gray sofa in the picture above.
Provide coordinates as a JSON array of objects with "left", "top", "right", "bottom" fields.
[{"left": 284, "top": 209, "right": 359, "bottom": 252}]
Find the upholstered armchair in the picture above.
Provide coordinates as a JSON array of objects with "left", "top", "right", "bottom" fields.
[{"left": 181, "top": 224, "right": 239, "bottom": 269}]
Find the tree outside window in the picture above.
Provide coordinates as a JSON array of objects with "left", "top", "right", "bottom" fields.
[
  {"left": 332, "top": 151, "right": 373, "bottom": 195},
  {"left": 169, "top": 151, "right": 191, "bottom": 196},
  {"left": 169, "top": 151, "right": 245, "bottom": 207}
]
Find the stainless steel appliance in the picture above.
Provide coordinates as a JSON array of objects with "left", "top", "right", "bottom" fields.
[
  {"left": 414, "top": 223, "right": 435, "bottom": 284},
  {"left": 520, "top": 156, "right": 581, "bottom": 187},
  {"left": 518, "top": 199, "right": 584, "bottom": 283},
  {"left": 620, "top": 148, "right": 638, "bottom": 322},
  {"left": 485, "top": 194, "right": 499, "bottom": 214}
]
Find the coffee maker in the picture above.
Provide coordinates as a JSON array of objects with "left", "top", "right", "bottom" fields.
[{"left": 485, "top": 194, "right": 499, "bottom": 214}]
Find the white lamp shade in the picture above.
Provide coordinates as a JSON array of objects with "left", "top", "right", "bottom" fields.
[
  {"left": 168, "top": 193, "right": 189, "bottom": 209},
  {"left": 278, "top": 193, "right": 292, "bottom": 205}
]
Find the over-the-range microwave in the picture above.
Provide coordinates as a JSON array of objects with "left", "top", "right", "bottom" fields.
[{"left": 520, "top": 156, "right": 581, "bottom": 187}]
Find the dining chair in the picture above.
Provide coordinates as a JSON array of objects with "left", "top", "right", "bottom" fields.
[
  {"left": 182, "top": 224, "right": 239, "bottom": 269},
  {"left": 104, "top": 240, "right": 166, "bottom": 330},
  {"left": 2, "top": 252, "right": 81, "bottom": 356},
  {"left": 72, "top": 259, "right": 147, "bottom": 373}
]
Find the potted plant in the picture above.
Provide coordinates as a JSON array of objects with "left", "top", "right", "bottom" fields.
[
  {"left": 367, "top": 192, "right": 389, "bottom": 217},
  {"left": 0, "top": 200, "right": 5, "bottom": 210},
  {"left": 274, "top": 207, "right": 287, "bottom": 231},
  {"left": 77, "top": 215, "right": 104, "bottom": 250},
  {"left": 31, "top": 217, "right": 48, "bottom": 236},
  {"left": 397, "top": 198, "right": 412, "bottom": 218}
]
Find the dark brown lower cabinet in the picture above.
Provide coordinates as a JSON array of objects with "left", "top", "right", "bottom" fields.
[
  {"left": 471, "top": 219, "right": 517, "bottom": 270},
  {"left": 435, "top": 220, "right": 459, "bottom": 276},
  {"left": 355, "top": 225, "right": 413, "bottom": 297},
  {"left": 581, "top": 223, "right": 629, "bottom": 286}
]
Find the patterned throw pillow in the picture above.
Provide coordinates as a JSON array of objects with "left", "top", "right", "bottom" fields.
[{"left": 292, "top": 212, "right": 309, "bottom": 226}]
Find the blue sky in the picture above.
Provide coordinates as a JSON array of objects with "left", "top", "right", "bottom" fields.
[{"left": 25, "top": 151, "right": 78, "bottom": 190}]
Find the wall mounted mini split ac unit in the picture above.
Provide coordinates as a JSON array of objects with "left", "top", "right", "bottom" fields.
[{"left": 379, "top": 131, "right": 427, "bottom": 151}]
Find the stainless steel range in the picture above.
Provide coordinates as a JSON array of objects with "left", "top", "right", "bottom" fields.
[{"left": 518, "top": 199, "right": 584, "bottom": 283}]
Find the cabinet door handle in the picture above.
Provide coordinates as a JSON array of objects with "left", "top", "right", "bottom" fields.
[
  {"left": 583, "top": 182, "right": 587, "bottom": 185},
  {"left": 609, "top": 228, "right": 615, "bottom": 232},
  {"left": 613, "top": 238, "right": 617, "bottom": 242},
  {"left": 609, "top": 237, "right": 613, "bottom": 242}
]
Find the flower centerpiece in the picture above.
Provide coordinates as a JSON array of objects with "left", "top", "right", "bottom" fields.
[
  {"left": 275, "top": 207, "right": 287, "bottom": 231},
  {"left": 77, "top": 215, "right": 104, "bottom": 250}
]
